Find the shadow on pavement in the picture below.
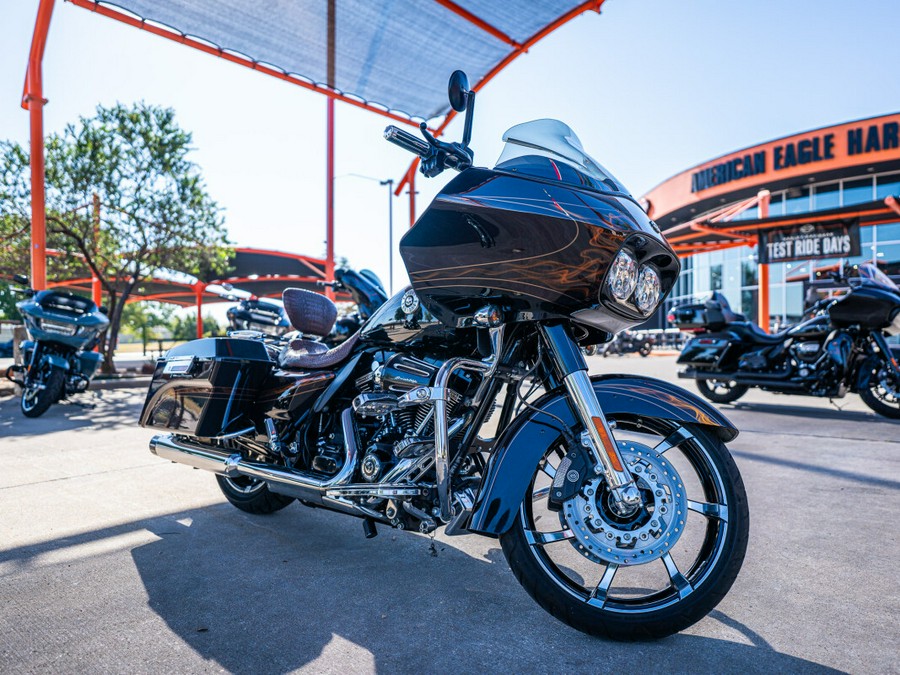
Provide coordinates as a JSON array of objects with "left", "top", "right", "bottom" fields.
[
  {"left": 728, "top": 399, "right": 895, "bottom": 425},
  {"left": 0, "top": 388, "right": 143, "bottom": 437},
  {"left": 731, "top": 449, "right": 900, "bottom": 491},
  {"left": 2, "top": 501, "right": 840, "bottom": 673}
]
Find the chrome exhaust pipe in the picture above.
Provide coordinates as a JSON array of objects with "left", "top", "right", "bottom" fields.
[
  {"left": 148, "top": 408, "right": 361, "bottom": 507},
  {"left": 150, "top": 435, "right": 232, "bottom": 474}
]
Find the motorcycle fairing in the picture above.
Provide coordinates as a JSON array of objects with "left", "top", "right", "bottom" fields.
[
  {"left": 467, "top": 374, "right": 738, "bottom": 536},
  {"left": 399, "top": 168, "right": 679, "bottom": 333}
]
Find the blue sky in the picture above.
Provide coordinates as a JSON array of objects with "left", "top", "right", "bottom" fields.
[{"left": 2, "top": 0, "right": 898, "bottom": 293}]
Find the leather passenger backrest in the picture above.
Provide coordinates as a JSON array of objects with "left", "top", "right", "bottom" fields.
[{"left": 282, "top": 288, "right": 337, "bottom": 336}]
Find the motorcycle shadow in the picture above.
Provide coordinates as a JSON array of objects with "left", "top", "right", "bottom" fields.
[
  {"left": 131, "top": 502, "right": 841, "bottom": 674},
  {"left": 0, "top": 388, "right": 143, "bottom": 437}
]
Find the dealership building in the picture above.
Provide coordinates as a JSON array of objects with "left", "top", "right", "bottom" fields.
[{"left": 643, "top": 112, "right": 900, "bottom": 331}]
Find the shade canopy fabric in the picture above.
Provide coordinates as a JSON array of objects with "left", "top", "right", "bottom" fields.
[{"left": 69, "top": 0, "right": 602, "bottom": 121}]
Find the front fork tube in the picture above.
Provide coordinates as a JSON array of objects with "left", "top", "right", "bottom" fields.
[{"left": 539, "top": 324, "right": 642, "bottom": 512}]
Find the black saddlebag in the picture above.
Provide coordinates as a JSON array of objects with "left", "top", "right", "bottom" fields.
[
  {"left": 139, "top": 338, "right": 274, "bottom": 437},
  {"left": 677, "top": 335, "right": 733, "bottom": 367}
]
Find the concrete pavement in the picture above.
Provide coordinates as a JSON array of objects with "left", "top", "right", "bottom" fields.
[{"left": 0, "top": 356, "right": 897, "bottom": 674}]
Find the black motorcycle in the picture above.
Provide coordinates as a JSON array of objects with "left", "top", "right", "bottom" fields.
[
  {"left": 598, "top": 330, "right": 654, "bottom": 357},
  {"left": 674, "top": 264, "right": 900, "bottom": 418},
  {"left": 138, "top": 72, "right": 748, "bottom": 640},
  {"left": 225, "top": 297, "right": 291, "bottom": 336}
]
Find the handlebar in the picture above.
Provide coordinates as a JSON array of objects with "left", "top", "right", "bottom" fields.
[
  {"left": 383, "top": 126, "right": 431, "bottom": 158},
  {"left": 383, "top": 123, "right": 474, "bottom": 178}
]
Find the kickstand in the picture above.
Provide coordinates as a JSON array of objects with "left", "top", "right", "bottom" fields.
[
  {"left": 427, "top": 530, "right": 439, "bottom": 558},
  {"left": 828, "top": 398, "right": 847, "bottom": 412}
]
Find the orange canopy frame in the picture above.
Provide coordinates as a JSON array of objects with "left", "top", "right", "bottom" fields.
[{"left": 21, "top": 0, "right": 610, "bottom": 329}]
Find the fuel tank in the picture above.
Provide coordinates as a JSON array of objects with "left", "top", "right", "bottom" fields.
[
  {"left": 359, "top": 287, "right": 476, "bottom": 354},
  {"left": 399, "top": 168, "right": 679, "bottom": 330},
  {"left": 829, "top": 286, "right": 900, "bottom": 330},
  {"left": 786, "top": 315, "right": 831, "bottom": 339}
]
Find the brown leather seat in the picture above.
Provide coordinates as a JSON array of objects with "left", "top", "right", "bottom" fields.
[{"left": 278, "top": 332, "right": 360, "bottom": 370}]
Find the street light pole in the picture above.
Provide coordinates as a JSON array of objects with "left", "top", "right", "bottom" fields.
[{"left": 380, "top": 179, "right": 394, "bottom": 295}]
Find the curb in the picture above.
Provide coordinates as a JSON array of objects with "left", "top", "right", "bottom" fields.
[{"left": 0, "top": 375, "right": 150, "bottom": 398}]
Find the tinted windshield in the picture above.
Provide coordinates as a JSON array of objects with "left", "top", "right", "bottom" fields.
[
  {"left": 494, "top": 119, "right": 629, "bottom": 196},
  {"left": 858, "top": 263, "right": 899, "bottom": 291}
]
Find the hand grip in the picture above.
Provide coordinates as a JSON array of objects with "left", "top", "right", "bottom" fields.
[{"left": 384, "top": 126, "right": 431, "bottom": 158}]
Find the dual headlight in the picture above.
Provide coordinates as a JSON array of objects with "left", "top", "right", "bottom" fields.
[{"left": 606, "top": 249, "right": 661, "bottom": 316}]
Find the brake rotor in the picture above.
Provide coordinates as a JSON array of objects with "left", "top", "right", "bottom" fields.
[{"left": 560, "top": 440, "right": 688, "bottom": 565}]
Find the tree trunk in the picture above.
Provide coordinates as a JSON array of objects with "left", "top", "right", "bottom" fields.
[{"left": 100, "top": 285, "right": 134, "bottom": 375}]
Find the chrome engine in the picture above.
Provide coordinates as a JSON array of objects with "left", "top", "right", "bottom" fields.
[{"left": 339, "top": 353, "right": 474, "bottom": 531}]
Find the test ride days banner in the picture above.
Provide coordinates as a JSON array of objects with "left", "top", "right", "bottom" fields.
[{"left": 758, "top": 218, "right": 861, "bottom": 264}]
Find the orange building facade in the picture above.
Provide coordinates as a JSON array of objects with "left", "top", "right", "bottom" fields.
[{"left": 642, "top": 113, "right": 900, "bottom": 331}]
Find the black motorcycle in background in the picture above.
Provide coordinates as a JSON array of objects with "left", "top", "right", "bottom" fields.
[
  {"left": 4, "top": 274, "right": 110, "bottom": 417},
  {"left": 674, "top": 264, "right": 900, "bottom": 418},
  {"left": 221, "top": 268, "right": 388, "bottom": 346},
  {"left": 597, "top": 329, "right": 654, "bottom": 357},
  {"left": 139, "top": 72, "right": 749, "bottom": 640},
  {"left": 225, "top": 297, "right": 291, "bottom": 336},
  {"left": 319, "top": 268, "right": 388, "bottom": 346}
]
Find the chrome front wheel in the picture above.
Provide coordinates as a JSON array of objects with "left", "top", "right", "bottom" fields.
[{"left": 499, "top": 417, "right": 749, "bottom": 640}]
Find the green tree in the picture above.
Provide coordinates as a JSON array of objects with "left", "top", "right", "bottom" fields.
[
  {"left": 0, "top": 282, "right": 21, "bottom": 321},
  {"left": 0, "top": 103, "right": 230, "bottom": 372},
  {"left": 170, "top": 313, "right": 222, "bottom": 342},
  {"left": 121, "top": 301, "right": 175, "bottom": 354}
]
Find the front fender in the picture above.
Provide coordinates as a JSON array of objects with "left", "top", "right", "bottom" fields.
[
  {"left": 467, "top": 374, "right": 738, "bottom": 536},
  {"left": 42, "top": 353, "right": 70, "bottom": 371}
]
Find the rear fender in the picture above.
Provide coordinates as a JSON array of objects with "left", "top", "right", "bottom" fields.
[{"left": 467, "top": 374, "right": 738, "bottom": 536}]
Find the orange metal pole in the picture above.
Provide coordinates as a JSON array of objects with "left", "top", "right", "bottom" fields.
[
  {"left": 757, "top": 190, "right": 771, "bottom": 332},
  {"left": 324, "top": 100, "right": 336, "bottom": 301},
  {"left": 408, "top": 170, "right": 417, "bottom": 228},
  {"left": 91, "top": 193, "right": 102, "bottom": 306},
  {"left": 23, "top": 0, "right": 56, "bottom": 291},
  {"left": 195, "top": 284, "right": 205, "bottom": 339}
]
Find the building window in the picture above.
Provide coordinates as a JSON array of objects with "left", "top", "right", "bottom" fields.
[
  {"left": 741, "top": 289, "right": 758, "bottom": 323},
  {"left": 813, "top": 182, "right": 840, "bottom": 211},
  {"left": 784, "top": 187, "right": 810, "bottom": 214},
  {"left": 741, "top": 259, "right": 757, "bottom": 286},
  {"left": 710, "top": 264, "right": 723, "bottom": 290},
  {"left": 844, "top": 177, "right": 874, "bottom": 206},
  {"left": 767, "top": 192, "right": 784, "bottom": 216},
  {"left": 876, "top": 172, "right": 900, "bottom": 200}
]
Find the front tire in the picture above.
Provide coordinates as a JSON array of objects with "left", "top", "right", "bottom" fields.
[
  {"left": 21, "top": 367, "right": 64, "bottom": 418},
  {"left": 499, "top": 420, "right": 749, "bottom": 640},
  {"left": 215, "top": 475, "right": 295, "bottom": 514},
  {"left": 696, "top": 378, "right": 748, "bottom": 404},
  {"left": 859, "top": 360, "right": 900, "bottom": 419}
]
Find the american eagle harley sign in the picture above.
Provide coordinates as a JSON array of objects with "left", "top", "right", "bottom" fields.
[{"left": 758, "top": 219, "right": 861, "bottom": 264}]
